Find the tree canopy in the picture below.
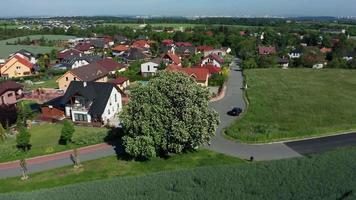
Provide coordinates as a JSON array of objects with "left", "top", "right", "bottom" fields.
[{"left": 120, "top": 72, "right": 219, "bottom": 159}]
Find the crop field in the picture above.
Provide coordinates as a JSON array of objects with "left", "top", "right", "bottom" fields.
[
  {"left": 1, "top": 147, "right": 355, "bottom": 199},
  {"left": 0, "top": 35, "right": 75, "bottom": 58},
  {"left": 227, "top": 68, "right": 356, "bottom": 142}
]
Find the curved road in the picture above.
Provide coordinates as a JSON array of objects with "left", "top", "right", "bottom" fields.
[
  {"left": 1, "top": 59, "right": 356, "bottom": 179},
  {"left": 208, "top": 61, "right": 301, "bottom": 160}
]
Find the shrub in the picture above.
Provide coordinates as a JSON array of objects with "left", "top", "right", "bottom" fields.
[
  {"left": 59, "top": 120, "right": 75, "bottom": 145},
  {"left": 16, "top": 127, "right": 31, "bottom": 151}
]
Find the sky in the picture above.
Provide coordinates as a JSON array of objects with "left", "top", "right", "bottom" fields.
[{"left": 1, "top": 0, "right": 356, "bottom": 17}]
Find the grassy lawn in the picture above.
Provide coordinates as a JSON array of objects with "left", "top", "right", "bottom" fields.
[
  {"left": 226, "top": 68, "right": 356, "bottom": 142},
  {"left": 2, "top": 147, "right": 356, "bottom": 199},
  {"left": 0, "top": 123, "right": 108, "bottom": 163},
  {"left": 0, "top": 149, "right": 244, "bottom": 193},
  {"left": 23, "top": 75, "right": 60, "bottom": 90}
]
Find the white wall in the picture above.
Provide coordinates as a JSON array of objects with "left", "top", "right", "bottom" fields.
[
  {"left": 101, "top": 88, "right": 122, "bottom": 124},
  {"left": 141, "top": 62, "right": 159, "bottom": 74},
  {"left": 201, "top": 58, "right": 222, "bottom": 68}
]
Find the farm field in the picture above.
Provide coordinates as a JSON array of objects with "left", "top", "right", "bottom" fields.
[
  {"left": 0, "top": 35, "right": 75, "bottom": 58},
  {"left": 0, "top": 123, "right": 107, "bottom": 163},
  {"left": 1, "top": 147, "right": 355, "bottom": 199},
  {"left": 226, "top": 68, "right": 356, "bottom": 142},
  {"left": 0, "top": 150, "right": 243, "bottom": 193}
]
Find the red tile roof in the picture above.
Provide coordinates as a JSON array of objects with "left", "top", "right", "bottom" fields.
[
  {"left": 112, "top": 45, "right": 129, "bottom": 52},
  {"left": 199, "top": 64, "right": 221, "bottom": 74},
  {"left": 320, "top": 47, "right": 332, "bottom": 54},
  {"left": 57, "top": 49, "right": 82, "bottom": 60},
  {"left": 175, "top": 42, "right": 193, "bottom": 47},
  {"left": 132, "top": 40, "right": 150, "bottom": 48},
  {"left": 96, "top": 58, "right": 126, "bottom": 72},
  {"left": 162, "top": 39, "right": 174, "bottom": 46},
  {"left": 259, "top": 46, "right": 276, "bottom": 55},
  {"left": 75, "top": 42, "right": 92, "bottom": 52},
  {"left": 197, "top": 45, "right": 214, "bottom": 52},
  {"left": 165, "top": 53, "right": 181, "bottom": 65},
  {"left": 110, "top": 76, "right": 129, "bottom": 85},
  {"left": 166, "top": 65, "right": 209, "bottom": 82}
]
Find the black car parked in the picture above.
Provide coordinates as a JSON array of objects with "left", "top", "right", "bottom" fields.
[{"left": 228, "top": 107, "right": 243, "bottom": 116}]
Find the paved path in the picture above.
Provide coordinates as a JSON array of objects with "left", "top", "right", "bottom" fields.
[{"left": 1, "top": 59, "right": 356, "bottom": 179}]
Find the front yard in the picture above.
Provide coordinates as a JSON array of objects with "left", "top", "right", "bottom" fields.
[
  {"left": 226, "top": 68, "right": 356, "bottom": 142},
  {"left": 0, "top": 123, "right": 108, "bottom": 162}
]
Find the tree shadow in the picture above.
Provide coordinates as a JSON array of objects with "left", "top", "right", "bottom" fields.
[{"left": 104, "top": 128, "right": 132, "bottom": 161}]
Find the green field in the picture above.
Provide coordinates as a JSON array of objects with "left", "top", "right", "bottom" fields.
[
  {"left": 0, "top": 123, "right": 107, "bottom": 162},
  {"left": 0, "top": 35, "right": 75, "bottom": 58},
  {"left": 1, "top": 147, "right": 356, "bottom": 199},
  {"left": 23, "top": 75, "right": 60, "bottom": 90},
  {"left": 0, "top": 150, "right": 243, "bottom": 193},
  {"left": 227, "top": 68, "right": 356, "bottom": 142}
]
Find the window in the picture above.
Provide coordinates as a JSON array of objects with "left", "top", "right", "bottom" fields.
[
  {"left": 16, "top": 66, "right": 21, "bottom": 70},
  {"left": 148, "top": 65, "right": 150, "bottom": 71},
  {"left": 74, "top": 77, "right": 77, "bottom": 81},
  {"left": 115, "top": 94, "right": 117, "bottom": 102},
  {"left": 66, "top": 77, "right": 69, "bottom": 81},
  {"left": 7, "top": 93, "right": 13, "bottom": 97},
  {"left": 108, "top": 109, "right": 110, "bottom": 115},
  {"left": 74, "top": 114, "right": 88, "bottom": 122}
]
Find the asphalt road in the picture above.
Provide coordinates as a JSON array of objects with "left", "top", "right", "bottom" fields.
[{"left": 285, "top": 132, "right": 356, "bottom": 155}]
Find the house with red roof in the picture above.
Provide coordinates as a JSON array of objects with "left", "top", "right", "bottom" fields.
[
  {"left": 0, "top": 55, "right": 34, "bottom": 78},
  {"left": 96, "top": 58, "right": 126, "bottom": 74},
  {"left": 0, "top": 81, "right": 23, "bottom": 105},
  {"left": 110, "top": 76, "right": 130, "bottom": 91},
  {"left": 57, "top": 48, "right": 82, "bottom": 62},
  {"left": 112, "top": 45, "right": 130, "bottom": 56},
  {"left": 166, "top": 65, "right": 210, "bottom": 87},
  {"left": 259, "top": 46, "right": 276, "bottom": 55},
  {"left": 75, "top": 42, "right": 94, "bottom": 54},
  {"left": 197, "top": 45, "right": 214, "bottom": 54},
  {"left": 201, "top": 54, "right": 224, "bottom": 68},
  {"left": 320, "top": 47, "right": 332, "bottom": 54},
  {"left": 163, "top": 53, "right": 182, "bottom": 66},
  {"left": 198, "top": 64, "right": 221, "bottom": 75},
  {"left": 132, "top": 40, "right": 151, "bottom": 49}
]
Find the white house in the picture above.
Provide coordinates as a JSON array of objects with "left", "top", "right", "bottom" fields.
[
  {"left": 141, "top": 58, "right": 162, "bottom": 77},
  {"left": 201, "top": 54, "right": 224, "bottom": 68},
  {"left": 61, "top": 81, "right": 122, "bottom": 125},
  {"left": 288, "top": 49, "right": 302, "bottom": 59}
]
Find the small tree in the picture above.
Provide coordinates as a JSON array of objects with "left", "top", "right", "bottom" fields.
[
  {"left": 72, "top": 147, "right": 82, "bottom": 169},
  {"left": 59, "top": 120, "right": 75, "bottom": 145},
  {"left": 20, "top": 158, "right": 29, "bottom": 180},
  {"left": 16, "top": 127, "right": 31, "bottom": 151},
  {"left": 0, "top": 123, "right": 6, "bottom": 141}
]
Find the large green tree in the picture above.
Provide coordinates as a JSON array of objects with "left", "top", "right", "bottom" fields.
[{"left": 121, "top": 72, "right": 219, "bottom": 159}]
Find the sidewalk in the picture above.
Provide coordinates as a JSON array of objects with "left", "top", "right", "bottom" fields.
[{"left": 0, "top": 143, "right": 112, "bottom": 170}]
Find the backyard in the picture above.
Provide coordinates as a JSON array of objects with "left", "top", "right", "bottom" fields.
[
  {"left": 226, "top": 68, "right": 356, "bottom": 142},
  {"left": 0, "top": 123, "right": 108, "bottom": 162}
]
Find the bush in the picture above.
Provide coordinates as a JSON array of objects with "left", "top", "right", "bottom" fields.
[
  {"left": 16, "top": 127, "right": 31, "bottom": 151},
  {"left": 59, "top": 120, "right": 75, "bottom": 145},
  {"left": 208, "top": 74, "right": 226, "bottom": 87}
]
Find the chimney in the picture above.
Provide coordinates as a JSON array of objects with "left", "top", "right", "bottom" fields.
[{"left": 83, "top": 82, "right": 87, "bottom": 87}]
